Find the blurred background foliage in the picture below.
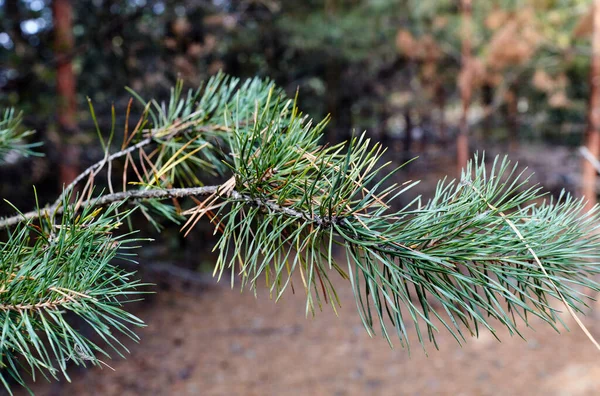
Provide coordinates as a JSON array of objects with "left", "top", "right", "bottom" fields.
[
  {"left": 1, "top": 0, "right": 593, "bottom": 144},
  {"left": 0, "top": 0, "right": 591, "bottom": 139},
  {"left": 0, "top": 0, "right": 598, "bottom": 213}
]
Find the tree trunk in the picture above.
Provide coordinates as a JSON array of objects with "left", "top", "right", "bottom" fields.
[
  {"left": 506, "top": 85, "right": 519, "bottom": 152},
  {"left": 52, "top": 0, "right": 79, "bottom": 187},
  {"left": 324, "top": 0, "right": 341, "bottom": 142},
  {"left": 325, "top": 58, "right": 342, "bottom": 142},
  {"left": 482, "top": 83, "right": 493, "bottom": 136},
  {"left": 457, "top": 0, "right": 472, "bottom": 175},
  {"left": 583, "top": 0, "right": 600, "bottom": 210},
  {"left": 403, "top": 109, "right": 413, "bottom": 154},
  {"left": 436, "top": 84, "right": 447, "bottom": 143}
]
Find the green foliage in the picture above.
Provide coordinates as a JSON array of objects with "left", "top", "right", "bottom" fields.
[
  {"left": 0, "top": 198, "right": 145, "bottom": 393},
  {"left": 0, "top": 109, "right": 42, "bottom": 164},
  {"left": 278, "top": 2, "right": 398, "bottom": 62},
  {"left": 128, "top": 74, "right": 600, "bottom": 349},
  {"left": 124, "top": 73, "right": 283, "bottom": 228},
  {"left": 188, "top": 76, "right": 600, "bottom": 350}
]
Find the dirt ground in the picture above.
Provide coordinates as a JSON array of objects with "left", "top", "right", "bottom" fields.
[
  {"left": 17, "top": 144, "right": 600, "bottom": 396},
  {"left": 21, "top": 275, "right": 600, "bottom": 396}
]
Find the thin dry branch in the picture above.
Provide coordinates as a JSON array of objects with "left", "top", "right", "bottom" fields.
[
  {"left": 54, "top": 135, "right": 155, "bottom": 208},
  {"left": 52, "top": 123, "right": 224, "bottom": 209}
]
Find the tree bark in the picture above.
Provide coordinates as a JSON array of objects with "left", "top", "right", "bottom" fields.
[
  {"left": 457, "top": 0, "right": 472, "bottom": 175},
  {"left": 482, "top": 83, "right": 493, "bottom": 136},
  {"left": 506, "top": 85, "right": 519, "bottom": 152},
  {"left": 436, "top": 84, "right": 447, "bottom": 143},
  {"left": 52, "top": 0, "right": 80, "bottom": 187},
  {"left": 583, "top": 0, "right": 600, "bottom": 210},
  {"left": 403, "top": 108, "right": 413, "bottom": 153}
]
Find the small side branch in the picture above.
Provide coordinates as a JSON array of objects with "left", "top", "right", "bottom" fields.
[
  {"left": 56, "top": 136, "right": 154, "bottom": 206},
  {"left": 580, "top": 146, "right": 600, "bottom": 174},
  {"left": 0, "top": 287, "right": 91, "bottom": 312},
  {"left": 53, "top": 123, "right": 224, "bottom": 208}
]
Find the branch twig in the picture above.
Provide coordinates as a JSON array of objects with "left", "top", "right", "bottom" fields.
[
  {"left": 0, "top": 185, "right": 338, "bottom": 230},
  {"left": 54, "top": 136, "right": 155, "bottom": 209},
  {"left": 579, "top": 145, "right": 600, "bottom": 174},
  {"left": 52, "top": 122, "right": 224, "bottom": 209}
]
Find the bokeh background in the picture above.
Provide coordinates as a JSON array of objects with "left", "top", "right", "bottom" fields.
[{"left": 3, "top": 0, "right": 600, "bottom": 394}]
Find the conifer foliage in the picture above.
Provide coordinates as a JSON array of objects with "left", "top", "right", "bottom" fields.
[{"left": 1, "top": 73, "right": 600, "bottom": 393}]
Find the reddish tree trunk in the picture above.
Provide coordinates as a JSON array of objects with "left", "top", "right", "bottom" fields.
[
  {"left": 583, "top": 0, "right": 600, "bottom": 210},
  {"left": 457, "top": 0, "right": 472, "bottom": 174},
  {"left": 506, "top": 85, "right": 519, "bottom": 152},
  {"left": 52, "top": 0, "right": 79, "bottom": 186},
  {"left": 436, "top": 84, "right": 447, "bottom": 143}
]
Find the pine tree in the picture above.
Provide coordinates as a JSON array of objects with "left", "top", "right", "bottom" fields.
[
  {"left": 582, "top": 0, "right": 600, "bottom": 210},
  {"left": 1, "top": 73, "right": 600, "bottom": 393}
]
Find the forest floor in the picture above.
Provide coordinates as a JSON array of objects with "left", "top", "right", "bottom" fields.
[
  {"left": 21, "top": 275, "right": 600, "bottom": 396},
  {"left": 18, "top": 142, "right": 600, "bottom": 396}
]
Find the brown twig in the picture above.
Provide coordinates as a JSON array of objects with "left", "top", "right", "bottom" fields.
[
  {"left": 0, "top": 286, "right": 91, "bottom": 312},
  {"left": 51, "top": 123, "right": 224, "bottom": 210}
]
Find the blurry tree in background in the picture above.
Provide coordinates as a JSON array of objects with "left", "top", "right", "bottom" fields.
[
  {"left": 457, "top": 0, "right": 472, "bottom": 173},
  {"left": 2, "top": 1, "right": 600, "bottom": 206},
  {"left": 0, "top": 0, "right": 594, "bottom": 154},
  {"left": 583, "top": 0, "right": 600, "bottom": 209},
  {"left": 397, "top": 0, "right": 599, "bottom": 169},
  {"left": 52, "top": 0, "right": 79, "bottom": 185}
]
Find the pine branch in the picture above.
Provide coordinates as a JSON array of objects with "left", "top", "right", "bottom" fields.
[
  {"left": 3, "top": 72, "right": 600, "bottom": 393},
  {"left": 51, "top": 123, "right": 227, "bottom": 210},
  {"left": 0, "top": 291, "right": 85, "bottom": 311}
]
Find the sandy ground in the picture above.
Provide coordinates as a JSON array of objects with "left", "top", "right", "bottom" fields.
[{"left": 19, "top": 272, "right": 600, "bottom": 396}]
